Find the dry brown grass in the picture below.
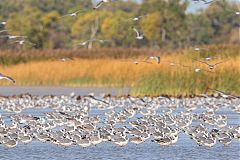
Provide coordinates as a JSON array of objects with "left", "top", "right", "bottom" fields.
[{"left": 0, "top": 45, "right": 239, "bottom": 96}]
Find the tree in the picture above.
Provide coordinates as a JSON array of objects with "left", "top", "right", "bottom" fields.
[
  {"left": 101, "top": 11, "right": 134, "bottom": 47},
  {"left": 71, "top": 11, "right": 110, "bottom": 48}
]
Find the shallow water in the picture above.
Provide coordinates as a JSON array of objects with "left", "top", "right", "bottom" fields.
[
  {"left": 0, "top": 86, "right": 130, "bottom": 96},
  {"left": 0, "top": 135, "right": 239, "bottom": 160},
  {"left": 0, "top": 111, "right": 239, "bottom": 160}
]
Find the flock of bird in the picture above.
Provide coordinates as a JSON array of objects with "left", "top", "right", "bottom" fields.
[{"left": 0, "top": 93, "right": 239, "bottom": 148}]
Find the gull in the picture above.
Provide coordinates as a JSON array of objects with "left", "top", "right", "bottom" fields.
[
  {"left": 129, "top": 14, "right": 148, "bottom": 21},
  {"left": 194, "top": 59, "right": 227, "bottom": 70},
  {"left": 145, "top": 56, "right": 160, "bottom": 64},
  {"left": 77, "top": 138, "right": 91, "bottom": 148},
  {"left": 206, "top": 88, "right": 238, "bottom": 99},
  {"left": 196, "top": 56, "right": 218, "bottom": 61},
  {"left": 60, "top": 10, "right": 85, "bottom": 18},
  {"left": 0, "top": 30, "right": 10, "bottom": 33},
  {"left": 133, "top": 27, "right": 144, "bottom": 40},
  {"left": 0, "top": 21, "right": 6, "bottom": 25},
  {"left": 193, "top": 47, "right": 209, "bottom": 52},
  {"left": 217, "top": 3, "right": 240, "bottom": 16},
  {"left": 0, "top": 35, "right": 26, "bottom": 39},
  {"left": 59, "top": 57, "right": 74, "bottom": 62},
  {"left": 13, "top": 40, "right": 26, "bottom": 45},
  {"left": 131, "top": 136, "right": 144, "bottom": 144},
  {"left": 225, "top": 9, "right": 240, "bottom": 15},
  {"left": 194, "top": 68, "right": 213, "bottom": 73},
  {"left": 10, "top": 39, "right": 36, "bottom": 46},
  {"left": 167, "top": 62, "right": 213, "bottom": 73},
  {"left": 93, "top": 0, "right": 109, "bottom": 9},
  {"left": 77, "top": 40, "right": 93, "bottom": 46},
  {"left": 0, "top": 73, "right": 15, "bottom": 83}
]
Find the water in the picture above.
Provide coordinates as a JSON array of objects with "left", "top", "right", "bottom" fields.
[
  {"left": 0, "top": 86, "right": 130, "bottom": 96},
  {"left": 0, "top": 87, "right": 239, "bottom": 160},
  {"left": 0, "top": 136, "right": 239, "bottom": 160}
]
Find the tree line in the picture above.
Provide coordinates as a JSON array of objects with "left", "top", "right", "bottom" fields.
[{"left": 0, "top": 0, "right": 239, "bottom": 49}]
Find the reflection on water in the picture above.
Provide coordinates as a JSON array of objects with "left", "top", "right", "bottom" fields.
[{"left": 0, "top": 138, "right": 239, "bottom": 160}]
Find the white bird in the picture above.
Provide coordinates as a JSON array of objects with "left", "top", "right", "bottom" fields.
[
  {"left": 226, "top": 9, "right": 240, "bottom": 15},
  {"left": 0, "top": 21, "right": 6, "bottom": 25},
  {"left": 194, "top": 68, "right": 213, "bottom": 73},
  {"left": 193, "top": 47, "right": 209, "bottom": 52},
  {"left": 60, "top": 10, "right": 84, "bottom": 18},
  {"left": 0, "top": 73, "right": 15, "bottom": 83},
  {"left": 10, "top": 39, "right": 36, "bottom": 46},
  {"left": 0, "top": 30, "right": 10, "bottom": 33},
  {"left": 133, "top": 27, "right": 144, "bottom": 40},
  {"left": 129, "top": 15, "right": 148, "bottom": 21},
  {"left": 0, "top": 35, "right": 26, "bottom": 39},
  {"left": 194, "top": 59, "right": 227, "bottom": 70},
  {"left": 59, "top": 57, "right": 74, "bottom": 62},
  {"left": 145, "top": 56, "right": 160, "bottom": 64}
]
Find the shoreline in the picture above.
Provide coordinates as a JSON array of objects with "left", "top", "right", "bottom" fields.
[{"left": 0, "top": 86, "right": 239, "bottom": 98}]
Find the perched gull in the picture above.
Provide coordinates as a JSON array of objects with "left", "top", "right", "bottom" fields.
[
  {"left": 132, "top": 27, "right": 144, "bottom": 40},
  {"left": 0, "top": 73, "right": 15, "bottom": 83}
]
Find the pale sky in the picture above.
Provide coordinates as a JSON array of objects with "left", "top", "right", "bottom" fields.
[{"left": 93, "top": 0, "right": 239, "bottom": 13}]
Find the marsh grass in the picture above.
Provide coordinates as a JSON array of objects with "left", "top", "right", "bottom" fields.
[{"left": 0, "top": 45, "right": 239, "bottom": 96}]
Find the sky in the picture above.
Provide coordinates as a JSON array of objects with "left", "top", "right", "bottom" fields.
[
  {"left": 93, "top": 0, "right": 239, "bottom": 13},
  {"left": 186, "top": 1, "right": 209, "bottom": 13},
  {"left": 120, "top": 0, "right": 210, "bottom": 13}
]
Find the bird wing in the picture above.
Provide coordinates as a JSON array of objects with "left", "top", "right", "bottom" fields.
[
  {"left": 209, "top": 88, "right": 238, "bottom": 98},
  {"left": 141, "top": 61, "right": 153, "bottom": 64},
  {"left": 60, "top": 14, "right": 71, "bottom": 18},
  {"left": 133, "top": 28, "right": 140, "bottom": 37},
  {"left": 194, "top": 59, "right": 210, "bottom": 66},
  {"left": 0, "top": 74, "right": 15, "bottom": 83},
  {"left": 155, "top": 56, "right": 160, "bottom": 63},
  {"left": 213, "top": 61, "right": 227, "bottom": 66},
  {"left": 202, "top": 69, "right": 214, "bottom": 73},
  {"left": 94, "top": 1, "right": 104, "bottom": 9}
]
